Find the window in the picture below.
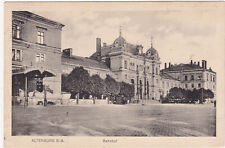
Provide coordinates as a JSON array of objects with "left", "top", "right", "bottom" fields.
[
  {"left": 12, "top": 49, "right": 22, "bottom": 61},
  {"left": 184, "top": 75, "right": 188, "bottom": 81},
  {"left": 207, "top": 73, "right": 208, "bottom": 81},
  {"left": 198, "top": 75, "right": 202, "bottom": 80},
  {"left": 156, "top": 79, "right": 158, "bottom": 84},
  {"left": 191, "top": 75, "right": 194, "bottom": 80},
  {"left": 37, "top": 31, "right": 44, "bottom": 44},
  {"left": 36, "top": 53, "right": 45, "bottom": 62},
  {"left": 211, "top": 75, "right": 213, "bottom": 82},
  {"left": 191, "top": 84, "right": 194, "bottom": 88},
  {"left": 162, "top": 81, "right": 165, "bottom": 88},
  {"left": 185, "top": 84, "right": 188, "bottom": 88},
  {"left": 213, "top": 76, "right": 215, "bottom": 82},
  {"left": 131, "top": 79, "right": 134, "bottom": 85},
  {"left": 12, "top": 49, "right": 15, "bottom": 60},
  {"left": 198, "top": 83, "right": 201, "bottom": 88},
  {"left": 12, "top": 24, "right": 21, "bottom": 39},
  {"left": 156, "top": 67, "right": 158, "bottom": 75},
  {"left": 124, "top": 60, "right": 127, "bottom": 69}
]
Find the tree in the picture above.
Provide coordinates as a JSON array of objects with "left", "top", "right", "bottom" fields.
[
  {"left": 168, "top": 87, "right": 184, "bottom": 100},
  {"left": 104, "top": 75, "right": 120, "bottom": 99},
  {"left": 119, "top": 81, "right": 134, "bottom": 100},
  {"left": 90, "top": 74, "right": 106, "bottom": 98},
  {"left": 63, "top": 67, "right": 92, "bottom": 98},
  {"left": 207, "top": 89, "right": 214, "bottom": 99}
]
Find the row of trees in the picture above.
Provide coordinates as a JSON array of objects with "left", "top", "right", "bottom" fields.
[
  {"left": 62, "top": 67, "right": 134, "bottom": 103},
  {"left": 161, "top": 87, "right": 214, "bottom": 104}
]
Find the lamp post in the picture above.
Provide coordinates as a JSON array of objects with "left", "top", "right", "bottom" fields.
[
  {"left": 43, "top": 74, "right": 47, "bottom": 106},
  {"left": 201, "top": 87, "right": 203, "bottom": 104},
  {"left": 24, "top": 75, "right": 28, "bottom": 107},
  {"left": 143, "top": 57, "right": 146, "bottom": 106}
]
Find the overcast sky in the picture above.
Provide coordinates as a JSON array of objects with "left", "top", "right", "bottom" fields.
[{"left": 32, "top": 3, "right": 224, "bottom": 73}]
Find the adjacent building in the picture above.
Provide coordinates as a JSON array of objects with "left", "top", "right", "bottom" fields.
[
  {"left": 12, "top": 11, "right": 64, "bottom": 98},
  {"left": 160, "top": 60, "right": 216, "bottom": 98}
]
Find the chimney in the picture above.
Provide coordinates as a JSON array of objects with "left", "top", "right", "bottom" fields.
[
  {"left": 165, "top": 63, "right": 167, "bottom": 69},
  {"left": 190, "top": 60, "right": 193, "bottom": 65},
  {"left": 103, "top": 42, "right": 107, "bottom": 47},
  {"left": 197, "top": 61, "right": 200, "bottom": 66},
  {"left": 205, "top": 60, "right": 207, "bottom": 69},
  {"left": 96, "top": 38, "right": 101, "bottom": 61},
  {"left": 169, "top": 62, "right": 171, "bottom": 68},
  {"left": 202, "top": 60, "right": 205, "bottom": 69},
  {"left": 62, "top": 48, "right": 72, "bottom": 57}
]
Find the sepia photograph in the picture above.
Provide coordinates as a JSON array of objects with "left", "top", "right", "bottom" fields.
[{"left": 4, "top": 2, "right": 225, "bottom": 148}]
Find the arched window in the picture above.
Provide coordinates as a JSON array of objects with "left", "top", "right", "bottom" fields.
[
  {"left": 131, "top": 79, "right": 134, "bottom": 85},
  {"left": 185, "top": 75, "right": 188, "bottom": 81}
]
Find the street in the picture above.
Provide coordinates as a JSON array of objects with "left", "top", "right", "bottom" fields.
[{"left": 12, "top": 104, "right": 216, "bottom": 136}]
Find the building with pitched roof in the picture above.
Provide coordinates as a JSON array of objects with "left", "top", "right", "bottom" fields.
[
  {"left": 62, "top": 33, "right": 162, "bottom": 102},
  {"left": 62, "top": 33, "right": 216, "bottom": 102},
  {"left": 12, "top": 11, "right": 64, "bottom": 103},
  {"left": 160, "top": 60, "right": 216, "bottom": 98}
]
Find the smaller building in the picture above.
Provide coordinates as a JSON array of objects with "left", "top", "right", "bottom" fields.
[
  {"left": 12, "top": 11, "right": 64, "bottom": 104},
  {"left": 160, "top": 60, "right": 216, "bottom": 99}
]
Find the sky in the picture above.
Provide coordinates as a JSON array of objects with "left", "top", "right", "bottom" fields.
[{"left": 33, "top": 3, "right": 224, "bottom": 73}]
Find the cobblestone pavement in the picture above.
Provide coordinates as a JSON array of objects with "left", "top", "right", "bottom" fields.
[{"left": 12, "top": 103, "right": 216, "bottom": 136}]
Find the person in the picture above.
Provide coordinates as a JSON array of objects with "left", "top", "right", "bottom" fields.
[{"left": 18, "top": 89, "right": 24, "bottom": 103}]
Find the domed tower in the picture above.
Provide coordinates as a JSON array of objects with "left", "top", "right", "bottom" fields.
[
  {"left": 145, "top": 40, "right": 159, "bottom": 60},
  {"left": 113, "top": 36, "right": 127, "bottom": 47},
  {"left": 145, "top": 37, "right": 161, "bottom": 101},
  {"left": 113, "top": 26, "right": 127, "bottom": 48}
]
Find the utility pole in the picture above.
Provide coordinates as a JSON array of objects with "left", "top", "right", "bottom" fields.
[{"left": 201, "top": 87, "right": 203, "bottom": 104}]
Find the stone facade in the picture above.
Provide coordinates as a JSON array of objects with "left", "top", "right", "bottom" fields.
[
  {"left": 62, "top": 34, "right": 217, "bottom": 101},
  {"left": 161, "top": 60, "right": 216, "bottom": 98},
  {"left": 12, "top": 11, "right": 64, "bottom": 96},
  {"left": 62, "top": 35, "right": 162, "bottom": 101}
]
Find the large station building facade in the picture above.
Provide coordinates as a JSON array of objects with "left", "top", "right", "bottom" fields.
[{"left": 11, "top": 11, "right": 216, "bottom": 103}]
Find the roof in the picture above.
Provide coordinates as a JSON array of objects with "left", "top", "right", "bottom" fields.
[
  {"left": 146, "top": 47, "right": 159, "bottom": 60},
  {"left": 113, "top": 36, "right": 126, "bottom": 46},
  {"left": 160, "top": 73, "right": 179, "bottom": 81},
  {"left": 161, "top": 63, "right": 216, "bottom": 73},
  {"left": 62, "top": 55, "right": 110, "bottom": 70},
  {"left": 12, "top": 11, "right": 65, "bottom": 28},
  {"left": 90, "top": 38, "right": 138, "bottom": 59}
]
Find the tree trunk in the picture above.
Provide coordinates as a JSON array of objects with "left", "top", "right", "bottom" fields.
[{"left": 76, "top": 92, "right": 79, "bottom": 104}]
